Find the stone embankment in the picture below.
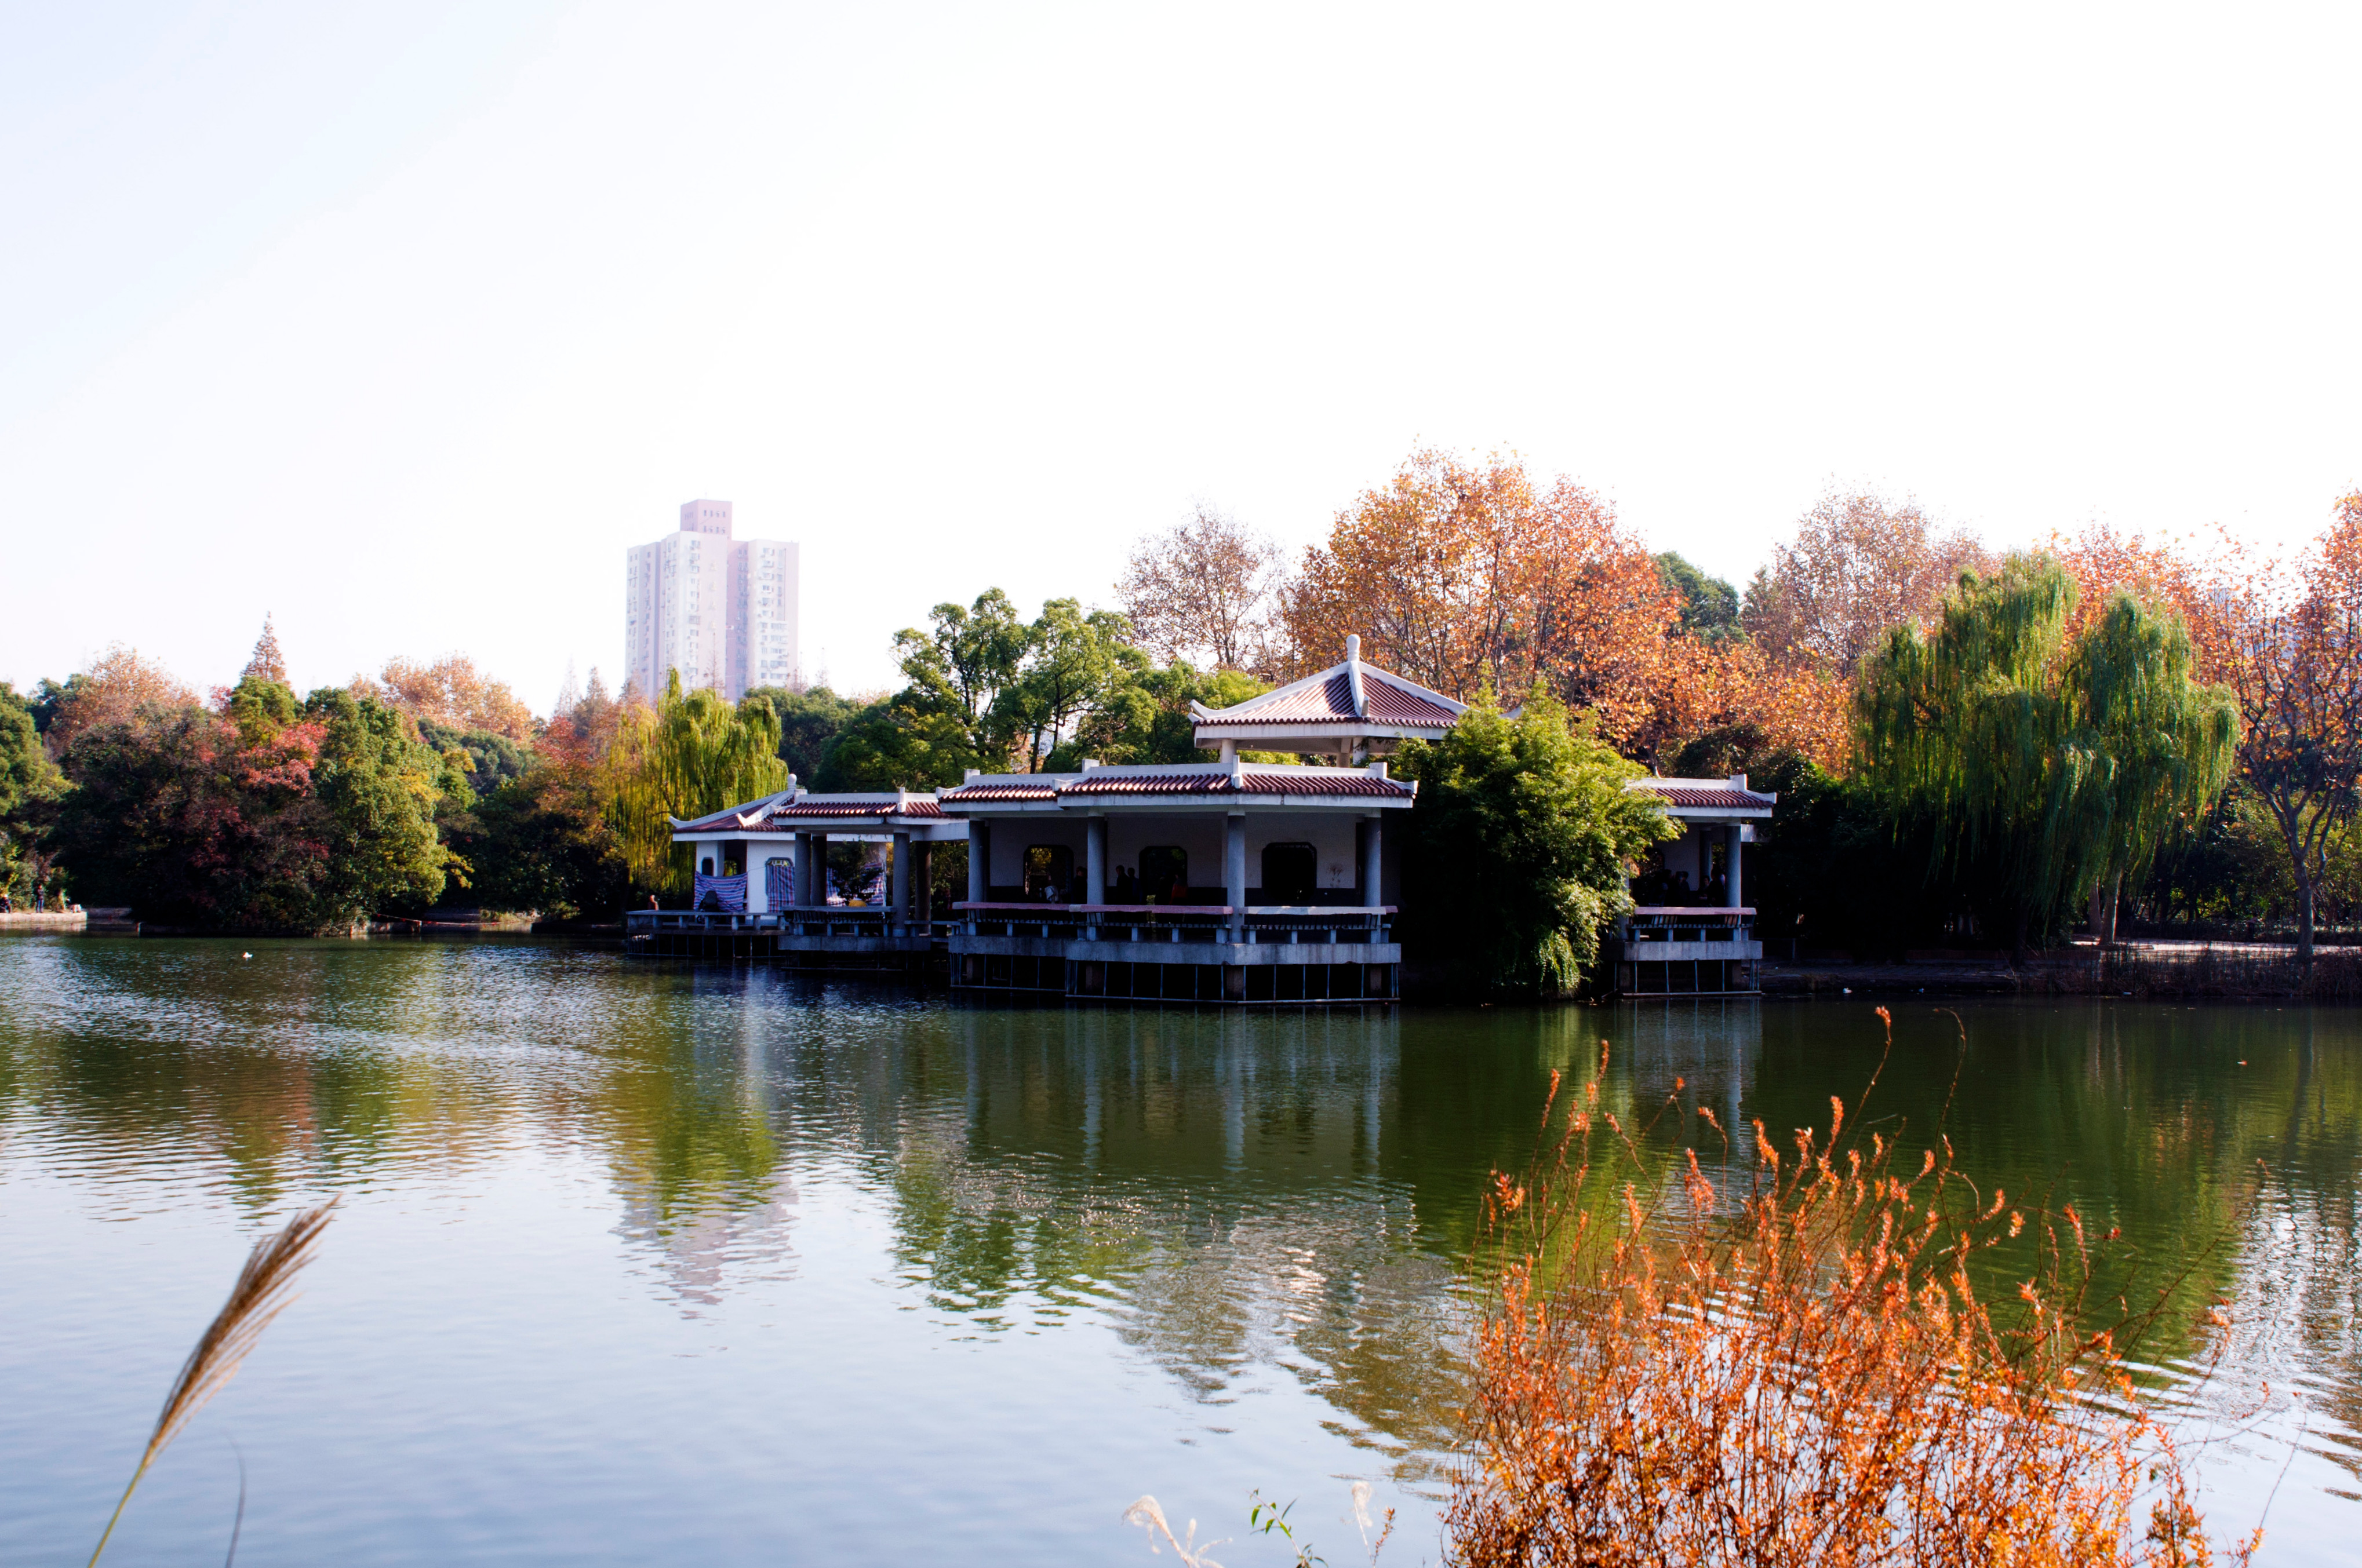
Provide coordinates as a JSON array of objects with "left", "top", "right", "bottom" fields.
[{"left": 0, "top": 910, "right": 89, "bottom": 932}]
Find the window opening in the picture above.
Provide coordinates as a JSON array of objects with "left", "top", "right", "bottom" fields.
[
  {"left": 1260, "top": 842, "right": 1317, "bottom": 904},
  {"left": 1139, "top": 845, "right": 1189, "bottom": 903},
  {"left": 1023, "top": 845, "right": 1074, "bottom": 903}
]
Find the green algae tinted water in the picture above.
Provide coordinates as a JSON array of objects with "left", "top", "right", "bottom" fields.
[{"left": 0, "top": 936, "right": 2353, "bottom": 1564}]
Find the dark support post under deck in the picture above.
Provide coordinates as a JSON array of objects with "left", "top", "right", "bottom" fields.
[{"left": 1225, "top": 812, "right": 1246, "bottom": 939}]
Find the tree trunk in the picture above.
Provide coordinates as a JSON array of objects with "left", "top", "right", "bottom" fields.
[{"left": 2294, "top": 861, "right": 2317, "bottom": 982}]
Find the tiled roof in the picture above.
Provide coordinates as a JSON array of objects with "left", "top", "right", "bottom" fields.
[
  {"left": 1209, "top": 671, "right": 1458, "bottom": 727},
  {"left": 1363, "top": 679, "right": 1460, "bottom": 723},
  {"left": 770, "top": 800, "right": 944, "bottom": 820},
  {"left": 1637, "top": 784, "right": 1773, "bottom": 809},
  {"left": 939, "top": 781, "right": 1059, "bottom": 801},
  {"left": 1065, "top": 770, "right": 1411, "bottom": 798}
]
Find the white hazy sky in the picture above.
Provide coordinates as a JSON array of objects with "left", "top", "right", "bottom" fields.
[{"left": 5, "top": 2, "right": 2359, "bottom": 706}]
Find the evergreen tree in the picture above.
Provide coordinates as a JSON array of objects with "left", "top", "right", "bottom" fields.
[
  {"left": 241, "top": 614, "right": 289, "bottom": 687},
  {"left": 1396, "top": 685, "right": 1678, "bottom": 996}
]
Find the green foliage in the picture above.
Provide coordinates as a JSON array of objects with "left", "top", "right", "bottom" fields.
[
  {"left": 608, "top": 673, "right": 792, "bottom": 892},
  {"left": 1855, "top": 557, "right": 2237, "bottom": 953},
  {"left": 741, "top": 684, "right": 867, "bottom": 781},
  {"left": 1396, "top": 685, "right": 1679, "bottom": 996},
  {"left": 453, "top": 765, "right": 631, "bottom": 918},
  {"left": 1002, "top": 599, "right": 1146, "bottom": 770},
  {"left": 851, "top": 590, "right": 1187, "bottom": 782},
  {"left": 893, "top": 589, "right": 1031, "bottom": 764},
  {"left": 1054, "top": 662, "right": 1270, "bottom": 769},
  {"left": 0, "top": 682, "right": 65, "bottom": 902},
  {"left": 1654, "top": 552, "right": 1743, "bottom": 643},
  {"left": 305, "top": 691, "right": 470, "bottom": 925},
  {"left": 416, "top": 717, "right": 539, "bottom": 790}
]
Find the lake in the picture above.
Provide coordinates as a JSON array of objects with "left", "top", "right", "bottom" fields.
[{"left": 1, "top": 937, "right": 2354, "bottom": 1565}]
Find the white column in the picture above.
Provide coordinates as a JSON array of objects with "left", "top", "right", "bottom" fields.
[
  {"left": 748, "top": 851, "right": 771, "bottom": 914},
  {"left": 891, "top": 831, "right": 912, "bottom": 933},
  {"left": 1086, "top": 816, "right": 1107, "bottom": 906},
  {"left": 1726, "top": 823, "right": 1744, "bottom": 907},
  {"left": 967, "top": 821, "right": 990, "bottom": 906},
  {"left": 1362, "top": 813, "right": 1383, "bottom": 907},
  {"left": 1225, "top": 812, "right": 1247, "bottom": 938}
]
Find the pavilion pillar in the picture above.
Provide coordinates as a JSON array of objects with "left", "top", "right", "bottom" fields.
[
  {"left": 1362, "top": 813, "right": 1383, "bottom": 907},
  {"left": 917, "top": 843, "right": 933, "bottom": 927},
  {"left": 891, "top": 831, "right": 912, "bottom": 935},
  {"left": 967, "top": 821, "right": 990, "bottom": 910},
  {"left": 798, "top": 833, "right": 822, "bottom": 906},
  {"left": 1726, "top": 824, "right": 1744, "bottom": 908},
  {"left": 1225, "top": 812, "right": 1247, "bottom": 939},
  {"left": 1085, "top": 816, "right": 1108, "bottom": 907},
  {"left": 747, "top": 848, "right": 771, "bottom": 914}
]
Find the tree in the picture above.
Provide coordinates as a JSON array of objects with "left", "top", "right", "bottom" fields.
[
  {"left": 0, "top": 683, "right": 65, "bottom": 906},
  {"left": 893, "top": 590, "right": 1029, "bottom": 768},
  {"left": 1116, "top": 504, "right": 1279, "bottom": 672},
  {"left": 606, "top": 673, "right": 791, "bottom": 892},
  {"left": 1744, "top": 487, "right": 1991, "bottom": 672},
  {"left": 1653, "top": 553, "right": 1742, "bottom": 643},
  {"left": 242, "top": 615, "right": 289, "bottom": 686},
  {"left": 2193, "top": 495, "right": 2362, "bottom": 971},
  {"left": 1060, "top": 663, "right": 1269, "bottom": 768},
  {"left": 37, "top": 646, "right": 198, "bottom": 755},
  {"left": 303, "top": 688, "right": 471, "bottom": 925},
  {"left": 1855, "top": 556, "right": 2237, "bottom": 962},
  {"left": 453, "top": 765, "right": 631, "bottom": 918},
  {"left": 1279, "top": 448, "right": 1679, "bottom": 744},
  {"left": 1003, "top": 599, "right": 1145, "bottom": 771},
  {"left": 1395, "top": 685, "right": 1679, "bottom": 996},
  {"left": 743, "top": 684, "right": 868, "bottom": 781},
  {"left": 358, "top": 655, "right": 538, "bottom": 742},
  {"left": 52, "top": 693, "right": 332, "bottom": 927}
]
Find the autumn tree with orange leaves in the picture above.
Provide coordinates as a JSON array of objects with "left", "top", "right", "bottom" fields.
[
  {"left": 1277, "top": 450, "right": 1680, "bottom": 746},
  {"left": 1743, "top": 487, "right": 1991, "bottom": 674},
  {"left": 2185, "top": 495, "right": 2362, "bottom": 972},
  {"left": 355, "top": 655, "right": 539, "bottom": 742}
]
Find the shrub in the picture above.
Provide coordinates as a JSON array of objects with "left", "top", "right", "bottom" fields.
[{"left": 1449, "top": 1020, "right": 2253, "bottom": 1567}]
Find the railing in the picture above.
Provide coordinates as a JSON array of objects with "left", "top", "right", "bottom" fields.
[
  {"left": 627, "top": 909, "right": 780, "bottom": 934},
  {"left": 1621, "top": 906, "right": 1755, "bottom": 944},
  {"left": 625, "top": 907, "right": 955, "bottom": 940},
  {"left": 951, "top": 903, "right": 1396, "bottom": 946}
]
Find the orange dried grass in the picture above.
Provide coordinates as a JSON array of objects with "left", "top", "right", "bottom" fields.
[{"left": 1447, "top": 1019, "right": 2254, "bottom": 1568}]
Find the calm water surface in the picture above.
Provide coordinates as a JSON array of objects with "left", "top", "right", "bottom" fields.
[{"left": 0, "top": 938, "right": 2355, "bottom": 1564}]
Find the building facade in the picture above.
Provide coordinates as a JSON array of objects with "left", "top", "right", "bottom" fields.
[{"left": 624, "top": 499, "right": 800, "bottom": 701}]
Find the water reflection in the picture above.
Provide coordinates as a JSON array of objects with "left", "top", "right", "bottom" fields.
[{"left": 1, "top": 943, "right": 2357, "bottom": 1560}]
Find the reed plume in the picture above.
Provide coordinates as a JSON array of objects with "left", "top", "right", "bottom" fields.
[{"left": 89, "top": 1199, "right": 338, "bottom": 1567}]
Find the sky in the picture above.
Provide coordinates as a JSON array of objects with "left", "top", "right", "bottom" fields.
[{"left": 4, "top": 2, "right": 2359, "bottom": 706}]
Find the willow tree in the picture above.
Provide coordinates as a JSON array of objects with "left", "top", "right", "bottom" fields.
[
  {"left": 607, "top": 672, "right": 789, "bottom": 892},
  {"left": 1856, "top": 556, "right": 2236, "bottom": 962}
]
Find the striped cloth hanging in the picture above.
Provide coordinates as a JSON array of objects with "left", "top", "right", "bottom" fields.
[
  {"left": 692, "top": 873, "right": 747, "bottom": 913},
  {"left": 766, "top": 860, "right": 795, "bottom": 910}
]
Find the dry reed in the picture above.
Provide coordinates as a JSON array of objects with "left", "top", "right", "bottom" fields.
[
  {"left": 89, "top": 1200, "right": 338, "bottom": 1567},
  {"left": 1447, "top": 1017, "right": 2255, "bottom": 1567}
]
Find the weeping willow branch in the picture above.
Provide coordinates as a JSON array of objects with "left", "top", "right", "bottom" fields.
[{"left": 1855, "top": 556, "right": 2237, "bottom": 954}]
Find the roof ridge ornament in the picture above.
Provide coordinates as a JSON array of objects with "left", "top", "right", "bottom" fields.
[{"left": 1345, "top": 634, "right": 1368, "bottom": 719}]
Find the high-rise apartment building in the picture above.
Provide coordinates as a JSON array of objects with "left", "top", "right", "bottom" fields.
[{"left": 624, "top": 500, "right": 799, "bottom": 702}]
